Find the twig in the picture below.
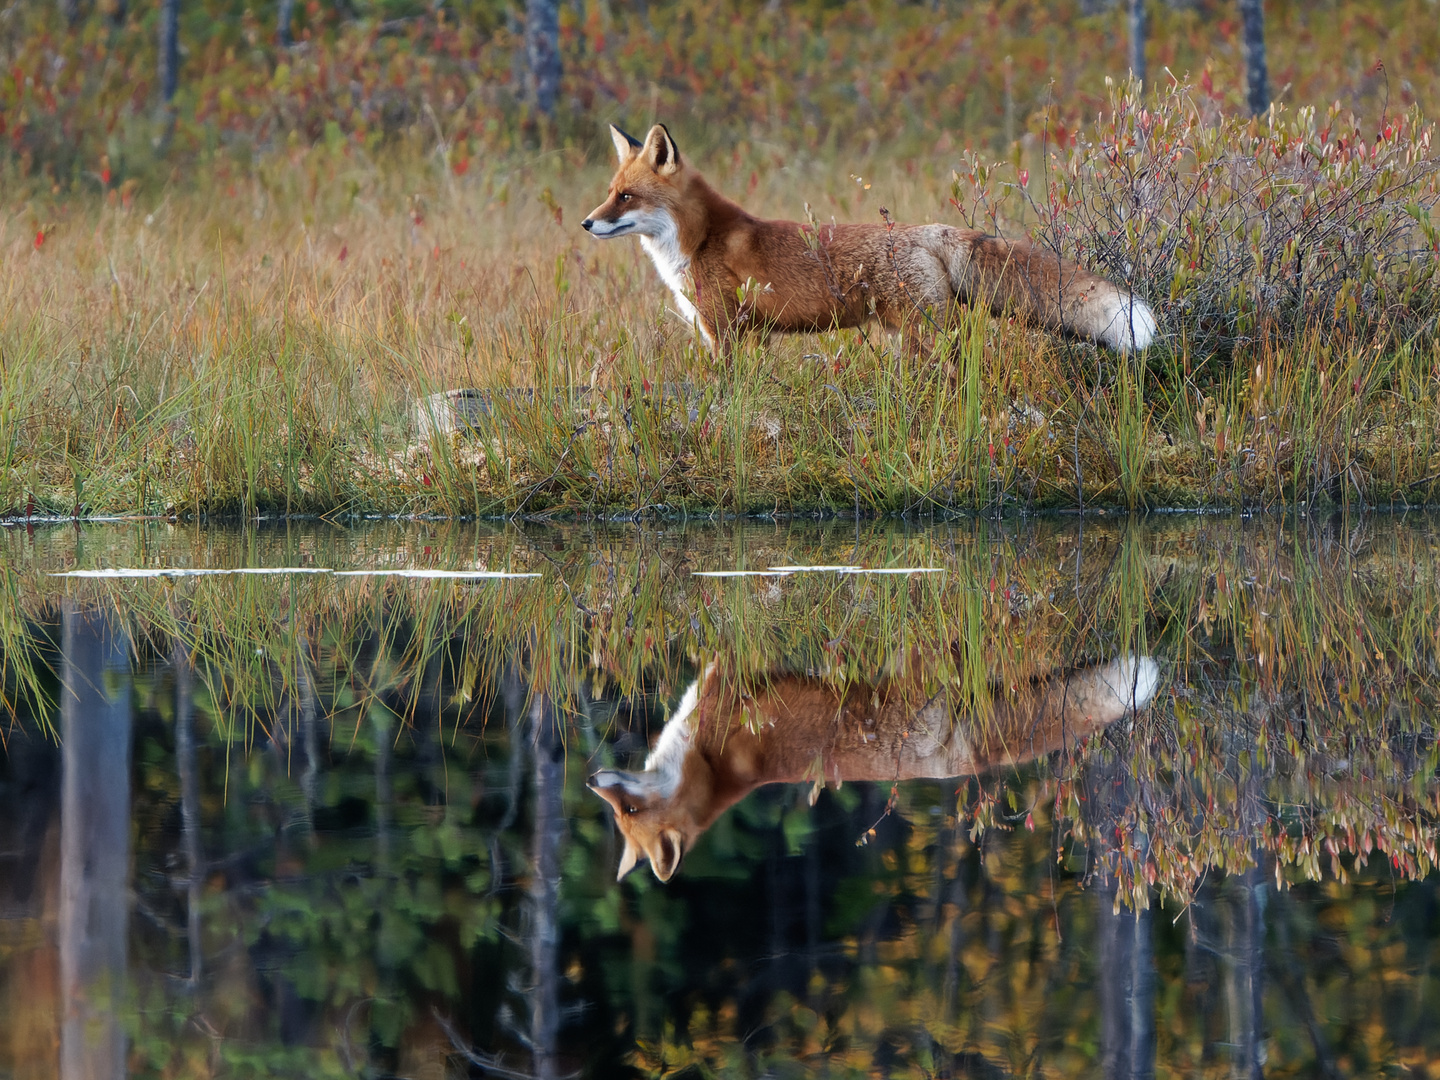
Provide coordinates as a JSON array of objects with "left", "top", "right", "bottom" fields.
[{"left": 432, "top": 1009, "right": 580, "bottom": 1080}]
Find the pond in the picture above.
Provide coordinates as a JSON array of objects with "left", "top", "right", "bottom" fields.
[{"left": 1, "top": 514, "right": 1438, "bottom": 1078}]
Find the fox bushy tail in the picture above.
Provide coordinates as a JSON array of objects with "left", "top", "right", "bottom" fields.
[{"left": 948, "top": 233, "right": 1156, "bottom": 353}]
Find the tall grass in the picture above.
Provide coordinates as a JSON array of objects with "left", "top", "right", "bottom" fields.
[{"left": 2, "top": 77, "right": 1439, "bottom": 516}]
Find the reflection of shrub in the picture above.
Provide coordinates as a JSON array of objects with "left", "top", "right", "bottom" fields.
[{"left": 954, "top": 80, "right": 1440, "bottom": 352}]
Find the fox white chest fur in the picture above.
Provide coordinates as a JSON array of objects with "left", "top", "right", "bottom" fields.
[
  {"left": 638, "top": 229, "right": 707, "bottom": 340},
  {"left": 636, "top": 660, "right": 709, "bottom": 797}
]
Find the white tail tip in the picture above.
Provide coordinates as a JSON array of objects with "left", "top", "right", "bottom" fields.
[
  {"left": 1098, "top": 295, "right": 1157, "bottom": 353},
  {"left": 1102, "top": 655, "right": 1160, "bottom": 711}
]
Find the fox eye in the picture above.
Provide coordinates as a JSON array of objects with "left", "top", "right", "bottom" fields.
[
  {"left": 624, "top": 804, "right": 638, "bottom": 814},
  {"left": 619, "top": 192, "right": 633, "bottom": 202}
]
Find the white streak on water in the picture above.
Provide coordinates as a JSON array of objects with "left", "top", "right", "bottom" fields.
[
  {"left": 227, "top": 568, "right": 332, "bottom": 575},
  {"left": 692, "top": 570, "right": 794, "bottom": 578},
  {"left": 839, "top": 567, "right": 945, "bottom": 575},
  {"left": 52, "top": 567, "right": 333, "bottom": 578},
  {"left": 333, "top": 569, "right": 540, "bottom": 579},
  {"left": 694, "top": 566, "right": 943, "bottom": 578},
  {"left": 51, "top": 567, "right": 538, "bottom": 580}
]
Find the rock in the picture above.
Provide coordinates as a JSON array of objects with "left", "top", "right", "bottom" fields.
[
  {"left": 413, "top": 384, "right": 708, "bottom": 440},
  {"left": 414, "top": 389, "right": 492, "bottom": 440}
]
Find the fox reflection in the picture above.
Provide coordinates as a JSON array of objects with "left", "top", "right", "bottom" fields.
[{"left": 589, "top": 655, "right": 1158, "bottom": 882}]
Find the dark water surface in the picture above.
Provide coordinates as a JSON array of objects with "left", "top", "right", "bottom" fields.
[{"left": 2, "top": 515, "right": 1439, "bottom": 1078}]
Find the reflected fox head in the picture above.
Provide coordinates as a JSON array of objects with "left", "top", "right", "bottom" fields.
[
  {"left": 587, "top": 667, "right": 713, "bottom": 883},
  {"left": 581, "top": 124, "right": 689, "bottom": 245},
  {"left": 586, "top": 769, "right": 694, "bottom": 883}
]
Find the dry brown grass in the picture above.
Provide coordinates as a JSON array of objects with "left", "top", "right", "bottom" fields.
[{"left": 2, "top": 126, "right": 1438, "bottom": 518}]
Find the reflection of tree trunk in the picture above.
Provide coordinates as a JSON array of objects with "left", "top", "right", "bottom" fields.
[
  {"left": 1222, "top": 753, "right": 1267, "bottom": 1079},
  {"left": 805, "top": 827, "right": 821, "bottom": 979},
  {"left": 499, "top": 663, "right": 526, "bottom": 833},
  {"left": 528, "top": 690, "right": 564, "bottom": 1080},
  {"left": 59, "top": 602, "right": 132, "bottom": 1080},
  {"left": 1224, "top": 861, "right": 1266, "bottom": 1080},
  {"left": 297, "top": 641, "right": 319, "bottom": 829},
  {"left": 420, "top": 652, "right": 444, "bottom": 730},
  {"left": 173, "top": 636, "right": 203, "bottom": 984},
  {"left": 373, "top": 706, "right": 392, "bottom": 871},
  {"left": 1095, "top": 879, "right": 1156, "bottom": 1079},
  {"left": 256, "top": 638, "right": 320, "bottom": 1046},
  {"left": 1083, "top": 747, "right": 1156, "bottom": 1080}
]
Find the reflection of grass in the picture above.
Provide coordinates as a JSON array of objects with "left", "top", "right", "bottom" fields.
[
  {"left": 7, "top": 514, "right": 1440, "bottom": 908},
  {"left": 0, "top": 564, "right": 54, "bottom": 736}
]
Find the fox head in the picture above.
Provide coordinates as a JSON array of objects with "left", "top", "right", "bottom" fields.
[
  {"left": 587, "top": 663, "right": 724, "bottom": 883},
  {"left": 581, "top": 123, "right": 688, "bottom": 245},
  {"left": 587, "top": 766, "right": 700, "bottom": 883}
]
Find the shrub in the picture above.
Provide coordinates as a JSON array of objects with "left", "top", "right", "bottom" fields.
[{"left": 954, "top": 78, "right": 1440, "bottom": 353}]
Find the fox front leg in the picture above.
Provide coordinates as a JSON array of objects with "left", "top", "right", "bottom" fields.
[{"left": 690, "top": 271, "right": 746, "bottom": 361}]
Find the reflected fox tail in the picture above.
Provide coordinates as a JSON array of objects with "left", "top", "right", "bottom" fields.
[{"left": 1099, "top": 655, "right": 1160, "bottom": 712}]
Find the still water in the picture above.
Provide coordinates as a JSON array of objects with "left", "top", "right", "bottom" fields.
[{"left": 1, "top": 515, "right": 1438, "bottom": 1078}]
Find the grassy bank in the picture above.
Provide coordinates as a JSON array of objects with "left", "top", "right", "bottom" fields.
[{"left": 3, "top": 78, "right": 1439, "bottom": 518}]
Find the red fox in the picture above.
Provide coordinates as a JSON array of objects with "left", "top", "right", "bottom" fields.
[
  {"left": 582, "top": 124, "right": 1156, "bottom": 357},
  {"left": 589, "top": 653, "right": 1159, "bottom": 882}
]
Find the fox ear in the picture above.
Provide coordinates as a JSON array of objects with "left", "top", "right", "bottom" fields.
[
  {"left": 649, "top": 828, "right": 684, "bottom": 882},
  {"left": 616, "top": 837, "right": 644, "bottom": 881},
  {"left": 641, "top": 124, "right": 681, "bottom": 177},
  {"left": 609, "top": 124, "right": 643, "bottom": 164}
]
